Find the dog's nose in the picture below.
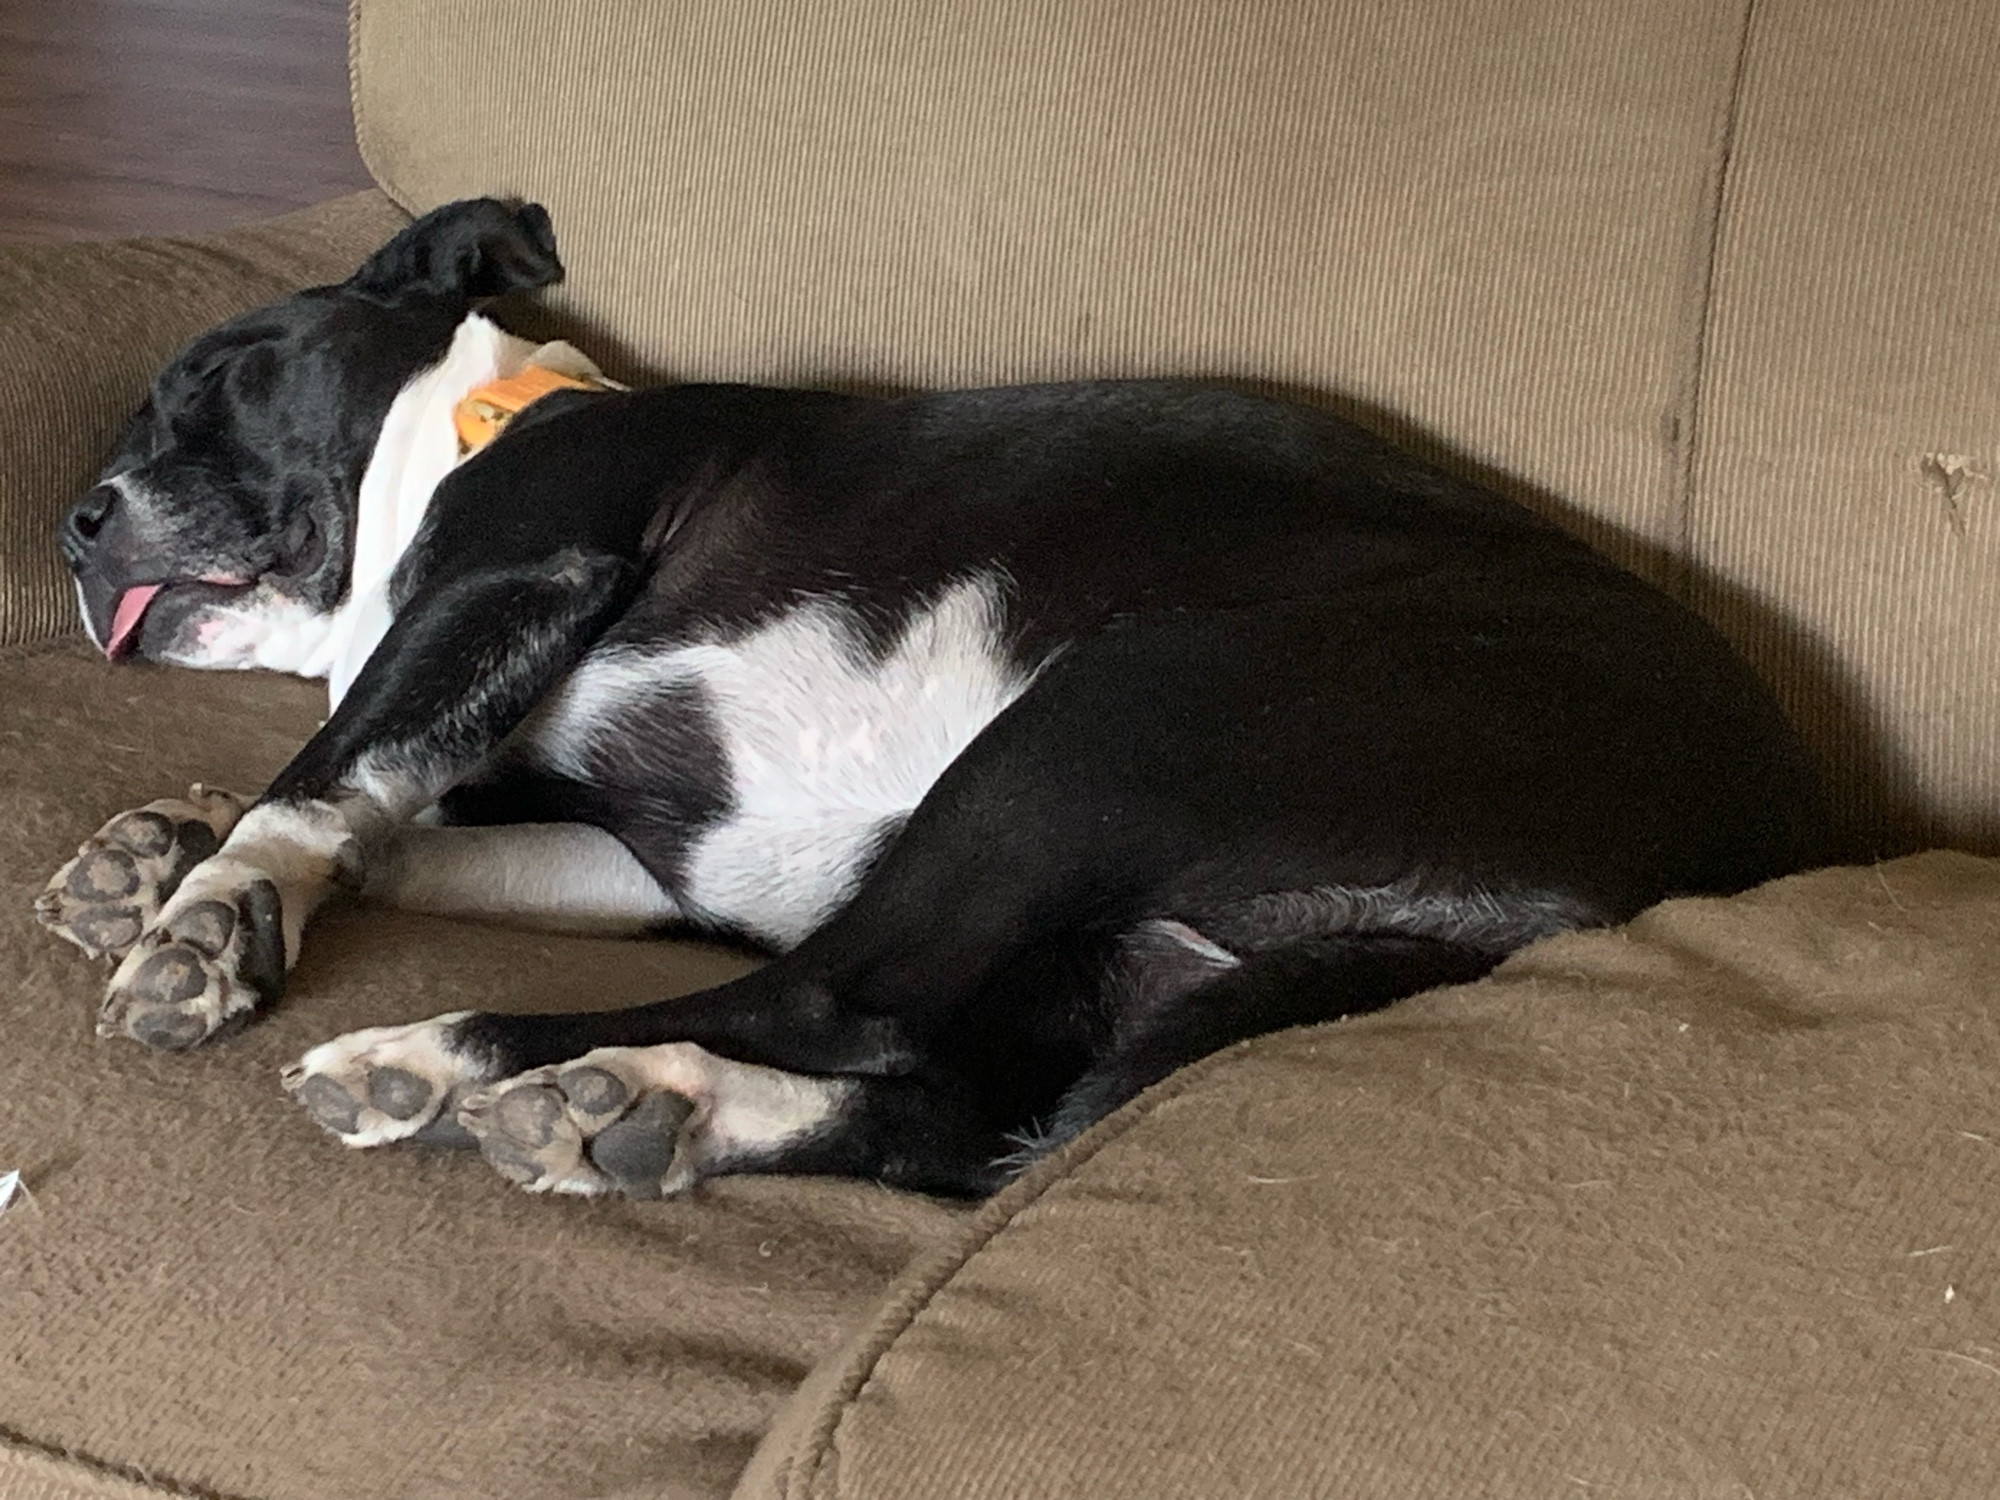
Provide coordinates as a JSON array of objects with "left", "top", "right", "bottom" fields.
[{"left": 60, "top": 485, "right": 118, "bottom": 563}]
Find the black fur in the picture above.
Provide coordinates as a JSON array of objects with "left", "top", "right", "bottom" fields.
[
  {"left": 59, "top": 200, "right": 1832, "bottom": 1195},
  {"left": 62, "top": 201, "right": 560, "bottom": 655}
]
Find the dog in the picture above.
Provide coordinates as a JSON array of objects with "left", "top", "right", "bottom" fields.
[{"left": 37, "top": 199, "right": 1832, "bottom": 1199}]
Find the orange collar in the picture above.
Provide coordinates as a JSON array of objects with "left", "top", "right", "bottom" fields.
[{"left": 453, "top": 364, "right": 610, "bottom": 456}]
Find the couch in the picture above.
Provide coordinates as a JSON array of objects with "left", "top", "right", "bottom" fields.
[{"left": 3, "top": 1, "right": 1996, "bottom": 1496}]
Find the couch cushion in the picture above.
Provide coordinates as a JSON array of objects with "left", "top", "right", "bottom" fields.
[
  {"left": 349, "top": 0, "right": 2000, "bottom": 858},
  {"left": 0, "top": 640, "right": 964, "bottom": 1500},
  {"left": 352, "top": 0, "right": 1743, "bottom": 576},
  {"left": 1687, "top": 0, "right": 2000, "bottom": 852},
  {"left": 741, "top": 851, "right": 2000, "bottom": 1498}
]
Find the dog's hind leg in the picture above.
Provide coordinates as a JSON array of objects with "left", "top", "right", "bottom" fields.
[
  {"left": 1031, "top": 931, "right": 1504, "bottom": 1157},
  {"left": 96, "top": 549, "right": 634, "bottom": 1049},
  {"left": 281, "top": 929, "right": 1503, "bottom": 1196},
  {"left": 279, "top": 778, "right": 1085, "bottom": 1183},
  {"left": 287, "top": 1013, "right": 1012, "bottom": 1194}
]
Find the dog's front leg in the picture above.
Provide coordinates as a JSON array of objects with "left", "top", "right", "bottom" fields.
[{"left": 96, "top": 549, "right": 631, "bottom": 1049}]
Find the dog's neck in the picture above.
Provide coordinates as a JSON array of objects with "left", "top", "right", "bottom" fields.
[{"left": 318, "top": 314, "right": 609, "bottom": 707}]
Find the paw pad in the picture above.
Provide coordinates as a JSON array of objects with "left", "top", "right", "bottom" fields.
[
  {"left": 586, "top": 1093, "right": 689, "bottom": 1188},
  {"left": 292, "top": 1073, "right": 365, "bottom": 1134},
  {"left": 281, "top": 1013, "right": 483, "bottom": 1148},
  {"left": 459, "top": 1060, "right": 696, "bottom": 1198},
  {"left": 98, "top": 877, "right": 284, "bottom": 1050},
  {"left": 554, "top": 1064, "right": 629, "bottom": 1116},
  {"left": 37, "top": 789, "right": 246, "bottom": 962},
  {"left": 163, "top": 899, "right": 237, "bottom": 957},
  {"left": 66, "top": 847, "right": 142, "bottom": 901},
  {"left": 365, "top": 1066, "right": 436, "bottom": 1121}
]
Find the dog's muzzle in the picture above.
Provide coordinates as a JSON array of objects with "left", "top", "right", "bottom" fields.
[
  {"left": 62, "top": 484, "right": 155, "bottom": 657},
  {"left": 62, "top": 484, "right": 251, "bottom": 660}
]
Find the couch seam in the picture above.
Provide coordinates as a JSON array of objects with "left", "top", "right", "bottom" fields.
[
  {"left": 346, "top": 0, "right": 413, "bottom": 216},
  {"left": 0, "top": 633, "right": 88, "bottom": 666},
  {"left": 807, "top": 1035, "right": 1271, "bottom": 1497},
  {"left": 0, "top": 1426, "right": 261, "bottom": 1500},
  {"left": 1675, "top": 0, "right": 1760, "bottom": 589},
  {"left": 345, "top": 0, "right": 372, "bottom": 194}
]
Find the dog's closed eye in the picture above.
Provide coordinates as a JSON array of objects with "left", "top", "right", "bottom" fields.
[{"left": 280, "top": 509, "right": 325, "bottom": 577}]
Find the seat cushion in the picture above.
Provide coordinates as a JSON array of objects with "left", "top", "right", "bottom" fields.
[
  {"left": 0, "top": 640, "right": 964, "bottom": 1500},
  {"left": 743, "top": 849, "right": 2000, "bottom": 1498}
]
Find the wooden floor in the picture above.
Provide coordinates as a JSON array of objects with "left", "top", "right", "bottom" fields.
[{"left": 0, "top": 0, "right": 373, "bottom": 244}]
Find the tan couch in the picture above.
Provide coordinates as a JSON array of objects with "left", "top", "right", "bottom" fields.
[{"left": 3, "top": 2, "right": 1996, "bottom": 1496}]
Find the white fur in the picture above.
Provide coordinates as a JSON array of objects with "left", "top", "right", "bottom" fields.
[
  {"left": 184, "top": 799, "right": 359, "bottom": 964},
  {"left": 322, "top": 315, "right": 553, "bottom": 702},
  {"left": 526, "top": 648, "right": 677, "bottom": 784},
  {"left": 367, "top": 822, "right": 679, "bottom": 933},
  {"left": 1131, "top": 918, "right": 1241, "bottom": 969},
  {"left": 159, "top": 314, "right": 614, "bottom": 703},
  {"left": 74, "top": 579, "right": 100, "bottom": 652},
  {"left": 172, "top": 586, "right": 357, "bottom": 676},
  {"left": 526, "top": 576, "right": 1036, "bottom": 948}
]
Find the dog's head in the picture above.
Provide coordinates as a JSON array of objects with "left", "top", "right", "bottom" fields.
[{"left": 60, "top": 198, "right": 563, "bottom": 667}]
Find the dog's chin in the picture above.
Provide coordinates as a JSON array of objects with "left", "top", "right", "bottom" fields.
[{"left": 121, "top": 581, "right": 339, "bottom": 675}]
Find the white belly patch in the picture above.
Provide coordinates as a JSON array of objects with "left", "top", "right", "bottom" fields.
[{"left": 526, "top": 574, "right": 1037, "bottom": 948}]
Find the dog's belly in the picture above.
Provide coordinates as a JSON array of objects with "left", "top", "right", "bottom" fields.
[{"left": 515, "top": 574, "right": 1037, "bottom": 948}]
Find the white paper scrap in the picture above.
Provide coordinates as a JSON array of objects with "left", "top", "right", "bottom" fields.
[{"left": 0, "top": 1169, "right": 31, "bottom": 1220}]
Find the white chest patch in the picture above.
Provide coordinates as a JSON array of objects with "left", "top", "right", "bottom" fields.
[
  {"left": 528, "top": 575, "right": 1037, "bottom": 948},
  {"left": 177, "top": 584, "right": 348, "bottom": 676},
  {"left": 323, "top": 316, "right": 574, "bottom": 705}
]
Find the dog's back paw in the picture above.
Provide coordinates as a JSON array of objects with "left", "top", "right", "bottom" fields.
[
  {"left": 458, "top": 1051, "right": 701, "bottom": 1198},
  {"left": 283, "top": 1014, "right": 490, "bottom": 1147},
  {"left": 36, "top": 786, "right": 249, "bottom": 961}
]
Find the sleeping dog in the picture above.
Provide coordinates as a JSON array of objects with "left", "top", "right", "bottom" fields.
[{"left": 37, "top": 200, "right": 1831, "bottom": 1198}]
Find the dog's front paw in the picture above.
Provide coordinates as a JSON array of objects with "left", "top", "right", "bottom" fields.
[
  {"left": 282, "top": 1014, "right": 490, "bottom": 1147},
  {"left": 36, "top": 786, "right": 249, "bottom": 960},
  {"left": 98, "top": 869, "right": 285, "bottom": 1049},
  {"left": 457, "top": 1048, "right": 701, "bottom": 1198}
]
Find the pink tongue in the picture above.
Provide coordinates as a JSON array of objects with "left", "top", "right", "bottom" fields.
[{"left": 106, "top": 584, "right": 164, "bottom": 658}]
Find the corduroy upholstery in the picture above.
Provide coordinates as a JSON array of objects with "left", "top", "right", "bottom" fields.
[
  {"left": 2, "top": 1, "right": 1996, "bottom": 1497},
  {"left": 348, "top": 0, "right": 2000, "bottom": 858}
]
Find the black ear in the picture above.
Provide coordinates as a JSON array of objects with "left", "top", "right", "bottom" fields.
[{"left": 349, "top": 198, "right": 564, "bottom": 304}]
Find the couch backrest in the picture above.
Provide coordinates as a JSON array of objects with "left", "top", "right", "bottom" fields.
[{"left": 351, "top": 0, "right": 2000, "bottom": 857}]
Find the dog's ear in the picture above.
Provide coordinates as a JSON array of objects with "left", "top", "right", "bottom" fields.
[{"left": 349, "top": 199, "right": 564, "bottom": 304}]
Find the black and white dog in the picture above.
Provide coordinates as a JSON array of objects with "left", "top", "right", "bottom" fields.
[{"left": 39, "top": 200, "right": 1830, "bottom": 1198}]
